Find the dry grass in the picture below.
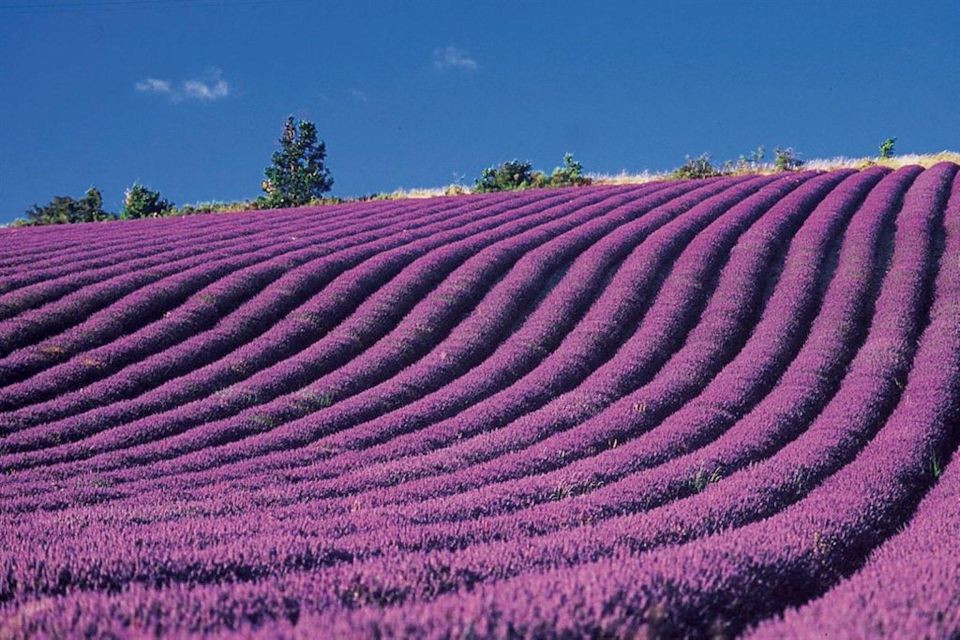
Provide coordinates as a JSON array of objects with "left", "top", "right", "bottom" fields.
[
  {"left": 377, "top": 151, "right": 960, "bottom": 198},
  {"left": 377, "top": 185, "right": 468, "bottom": 199},
  {"left": 587, "top": 151, "right": 960, "bottom": 186}
]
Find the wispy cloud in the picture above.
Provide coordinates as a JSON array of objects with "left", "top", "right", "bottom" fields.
[
  {"left": 135, "top": 78, "right": 172, "bottom": 94},
  {"left": 183, "top": 69, "right": 229, "bottom": 101},
  {"left": 134, "top": 68, "right": 230, "bottom": 102},
  {"left": 349, "top": 87, "right": 369, "bottom": 103},
  {"left": 432, "top": 45, "right": 478, "bottom": 71}
]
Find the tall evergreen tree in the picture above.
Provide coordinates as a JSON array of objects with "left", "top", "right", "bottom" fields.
[{"left": 261, "top": 116, "right": 333, "bottom": 208}]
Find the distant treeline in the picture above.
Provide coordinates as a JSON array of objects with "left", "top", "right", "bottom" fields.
[{"left": 9, "top": 121, "right": 900, "bottom": 227}]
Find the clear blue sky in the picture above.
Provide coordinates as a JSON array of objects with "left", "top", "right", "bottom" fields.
[{"left": 1, "top": 0, "right": 958, "bottom": 222}]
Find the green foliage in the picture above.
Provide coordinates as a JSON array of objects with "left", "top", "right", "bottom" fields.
[
  {"left": 773, "top": 146, "right": 804, "bottom": 172},
  {"left": 474, "top": 153, "right": 591, "bottom": 193},
  {"left": 671, "top": 153, "right": 721, "bottom": 180},
  {"left": 879, "top": 137, "right": 897, "bottom": 159},
  {"left": 261, "top": 116, "right": 333, "bottom": 208},
  {"left": 24, "top": 187, "right": 112, "bottom": 225},
  {"left": 474, "top": 159, "right": 543, "bottom": 193},
  {"left": 548, "top": 152, "right": 591, "bottom": 187},
  {"left": 930, "top": 451, "right": 943, "bottom": 479},
  {"left": 690, "top": 465, "right": 722, "bottom": 493},
  {"left": 121, "top": 183, "right": 174, "bottom": 219}
]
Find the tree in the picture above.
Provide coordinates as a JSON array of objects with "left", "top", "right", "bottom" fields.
[
  {"left": 25, "top": 187, "right": 111, "bottom": 225},
  {"left": 77, "top": 187, "right": 111, "bottom": 222},
  {"left": 121, "top": 183, "right": 173, "bottom": 219},
  {"left": 261, "top": 116, "right": 333, "bottom": 208},
  {"left": 549, "top": 153, "right": 591, "bottom": 187},
  {"left": 879, "top": 137, "right": 897, "bottom": 159},
  {"left": 474, "top": 159, "right": 543, "bottom": 193}
]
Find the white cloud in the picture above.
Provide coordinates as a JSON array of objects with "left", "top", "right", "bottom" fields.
[
  {"left": 135, "top": 77, "right": 172, "bottom": 94},
  {"left": 135, "top": 69, "right": 230, "bottom": 102},
  {"left": 349, "top": 87, "right": 369, "bottom": 103},
  {"left": 183, "top": 69, "right": 229, "bottom": 101},
  {"left": 432, "top": 45, "right": 478, "bottom": 71}
]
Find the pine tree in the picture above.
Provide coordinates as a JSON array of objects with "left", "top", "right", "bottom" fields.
[{"left": 261, "top": 116, "right": 333, "bottom": 208}]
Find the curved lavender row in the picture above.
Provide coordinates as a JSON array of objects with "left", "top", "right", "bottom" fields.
[
  {"left": 0, "top": 199, "right": 395, "bottom": 312},
  {"left": 0, "top": 168, "right": 892, "bottom": 604},
  {"left": 747, "top": 458, "right": 960, "bottom": 639},
  {"left": 0, "top": 192, "right": 506, "bottom": 414},
  {"left": 0, "top": 200, "right": 428, "bottom": 396},
  {"left": 314, "top": 160, "right": 925, "bottom": 546},
  {"left": 1, "top": 169, "right": 956, "bottom": 638},
  {"left": 359, "top": 165, "right": 905, "bottom": 525},
  {"left": 86, "top": 181, "right": 708, "bottom": 485},
  {"left": 325, "top": 170, "right": 844, "bottom": 512},
  {"left": 0, "top": 212, "right": 238, "bottom": 271},
  {"left": 0, "top": 186, "right": 617, "bottom": 474},
  {"left": 0, "top": 198, "right": 392, "bottom": 298},
  {"left": 0, "top": 198, "right": 401, "bottom": 270},
  {"left": 0, "top": 227, "right": 268, "bottom": 303},
  {"left": 0, "top": 197, "right": 451, "bottom": 361},
  {"left": 52, "top": 162, "right": 896, "bottom": 546},
  {"left": 228, "top": 161, "right": 960, "bottom": 640},
  {"left": 0, "top": 231, "right": 294, "bottom": 355},
  {"left": 212, "top": 172, "right": 813, "bottom": 511},
  {"left": 70, "top": 175, "right": 776, "bottom": 496},
  {"left": 0, "top": 191, "right": 541, "bottom": 433},
  {"left": 0, "top": 170, "right": 870, "bottom": 603},
  {"left": 105, "top": 178, "right": 735, "bottom": 493}
]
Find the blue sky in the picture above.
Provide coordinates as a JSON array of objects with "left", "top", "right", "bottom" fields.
[{"left": 0, "top": 0, "right": 958, "bottom": 222}]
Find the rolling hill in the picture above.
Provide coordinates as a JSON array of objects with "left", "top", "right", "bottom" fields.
[{"left": 1, "top": 164, "right": 958, "bottom": 638}]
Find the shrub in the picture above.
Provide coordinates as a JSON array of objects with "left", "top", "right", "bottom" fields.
[
  {"left": 549, "top": 153, "right": 592, "bottom": 187},
  {"left": 671, "top": 153, "right": 721, "bottom": 180},
  {"left": 474, "top": 154, "right": 592, "bottom": 193},
  {"left": 260, "top": 116, "right": 333, "bottom": 208},
  {"left": 121, "top": 183, "right": 174, "bottom": 219},
  {"left": 879, "top": 137, "right": 897, "bottom": 159},
  {"left": 474, "top": 160, "right": 545, "bottom": 193},
  {"left": 24, "top": 187, "right": 113, "bottom": 225},
  {"left": 730, "top": 145, "right": 766, "bottom": 173},
  {"left": 773, "top": 146, "right": 804, "bottom": 172}
]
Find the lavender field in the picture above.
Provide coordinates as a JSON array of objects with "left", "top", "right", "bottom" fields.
[{"left": 0, "top": 164, "right": 958, "bottom": 638}]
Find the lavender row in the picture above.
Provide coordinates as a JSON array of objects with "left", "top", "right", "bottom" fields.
[
  {"left": 0, "top": 196, "right": 448, "bottom": 362},
  {"left": 0, "top": 169, "right": 881, "bottom": 604},
  {"left": 0, "top": 197, "right": 397, "bottom": 299},
  {"left": 0, "top": 198, "right": 429, "bottom": 393},
  {"left": 101, "top": 175, "right": 786, "bottom": 496},
  {"left": 133, "top": 172, "right": 811, "bottom": 510},
  {"left": 233, "top": 161, "right": 960, "bottom": 640},
  {"left": 0, "top": 166, "right": 904, "bottom": 600},
  {"left": 0, "top": 186, "right": 624, "bottom": 474},
  {"left": 0, "top": 189, "right": 527, "bottom": 417},
  {"left": 0, "top": 188, "right": 541, "bottom": 427},
  {"left": 97, "top": 178, "right": 736, "bottom": 494},
  {"left": 2, "top": 175, "right": 770, "bottom": 502}
]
